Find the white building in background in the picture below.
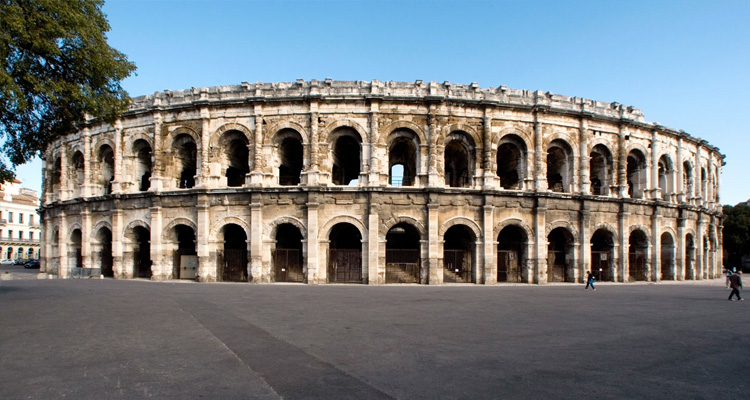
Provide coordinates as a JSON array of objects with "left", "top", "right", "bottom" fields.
[{"left": 0, "top": 179, "right": 41, "bottom": 260}]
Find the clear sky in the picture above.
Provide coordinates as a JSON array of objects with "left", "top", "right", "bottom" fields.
[{"left": 14, "top": 0, "right": 750, "bottom": 205}]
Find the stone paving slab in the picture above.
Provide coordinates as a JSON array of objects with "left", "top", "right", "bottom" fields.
[{"left": 0, "top": 278, "right": 747, "bottom": 399}]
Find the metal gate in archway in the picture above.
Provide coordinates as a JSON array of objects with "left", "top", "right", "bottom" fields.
[
  {"left": 274, "top": 249, "right": 303, "bottom": 283},
  {"left": 328, "top": 249, "right": 362, "bottom": 283},
  {"left": 220, "top": 249, "right": 247, "bottom": 282},
  {"left": 386, "top": 249, "right": 420, "bottom": 283},
  {"left": 591, "top": 250, "right": 614, "bottom": 282},
  {"left": 444, "top": 249, "right": 472, "bottom": 283},
  {"left": 498, "top": 250, "right": 522, "bottom": 282},
  {"left": 629, "top": 251, "right": 647, "bottom": 281}
]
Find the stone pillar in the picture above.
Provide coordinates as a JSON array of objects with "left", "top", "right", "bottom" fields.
[
  {"left": 578, "top": 118, "right": 589, "bottom": 194},
  {"left": 112, "top": 120, "right": 123, "bottom": 194},
  {"left": 59, "top": 146, "right": 70, "bottom": 201},
  {"left": 364, "top": 104, "right": 378, "bottom": 186},
  {"left": 696, "top": 215, "right": 705, "bottom": 280},
  {"left": 150, "top": 112, "right": 164, "bottom": 192},
  {"left": 150, "top": 203, "right": 164, "bottom": 280},
  {"left": 618, "top": 204, "right": 628, "bottom": 282},
  {"left": 482, "top": 205, "right": 495, "bottom": 284},
  {"left": 196, "top": 194, "right": 212, "bottom": 281},
  {"left": 533, "top": 197, "right": 547, "bottom": 283},
  {"left": 427, "top": 202, "right": 441, "bottom": 283},
  {"left": 111, "top": 205, "right": 123, "bottom": 279},
  {"left": 305, "top": 200, "right": 320, "bottom": 284},
  {"left": 249, "top": 197, "right": 265, "bottom": 282},
  {"left": 533, "top": 110, "right": 546, "bottom": 191},
  {"left": 82, "top": 127, "right": 92, "bottom": 198},
  {"left": 199, "top": 109, "right": 210, "bottom": 188},
  {"left": 650, "top": 130, "right": 660, "bottom": 200},
  {"left": 651, "top": 207, "right": 660, "bottom": 282},
  {"left": 81, "top": 208, "right": 91, "bottom": 270},
  {"left": 59, "top": 212, "right": 68, "bottom": 278},
  {"left": 676, "top": 137, "right": 684, "bottom": 203},
  {"left": 367, "top": 201, "right": 380, "bottom": 284},
  {"left": 482, "top": 108, "right": 497, "bottom": 190},
  {"left": 426, "top": 111, "right": 441, "bottom": 187},
  {"left": 579, "top": 205, "right": 590, "bottom": 282},
  {"left": 676, "top": 215, "right": 685, "bottom": 280},
  {"left": 617, "top": 125, "right": 628, "bottom": 197},
  {"left": 249, "top": 107, "right": 264, "bottom": 186}
]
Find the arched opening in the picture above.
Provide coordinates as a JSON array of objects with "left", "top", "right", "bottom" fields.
[
  {"left": 660, "top": 232, "right": 675, "bottom": 280},
  {"left": 702, "top": 235, "right": 709, "bottom": 279},
  {"left": 133, "top": 140, "right": 152, "bottom": 191},
  {"left": 273, "top": 223, "right": 304, "bottom": 282},
  {"left": 589, "top": 144, "right": 613, "bottom": 196},
  {"left": 97, "top": 145, "right": 115, "bottom": 195},
  {"left": 444, "top": 132, "right": 474, "bottom": 188},
  {"left": 546, "top": 139, "right": 573, "bottom": 193},
  {"left": 222, "top": 130, "right": 249, "bottom": 187},
  {"left": 628, "top": 230, "right": 649, "bottom": 281},
  {"left": 27, "top": 248, "right": 34, "bottom": 259},
  {"left": 278, "top": 132, "right": 303, "bottom": 186},
  {"left": 385, "top": 223, "right": 421, "bottom": 283},
  {"left": 50, "top": 157, "right": 62, "bottom": 195},
  {"left": 132, "top": 226, "right": 151, "bottom": 278},
  {"left": 683, "top": 162, "right": 694, "bottom": 198},
  {"left": 70, "top": 151, "right": 85, "bottom": 198},
  {"left": 93, "top": 227, "right": 113, "bottom": 277},
  {"left": 497, "top": 225, "right": 527, "bottom": 282},
  {"left": 658, "top": 155, "right": 674, "bottom": 200},
  {"left": 443, "top": 225, "right": 475, "bottom": 283},
  {"left": 18, "top": 247, "right": 24, "bottom": 260},
  {"left": 331, "top": 130, "right": 361, "bottom": 185},
  {"left": 497, "top": 136, "right": 526, "bottom": 190},
  {"left": 219, "top": 224, "right": 248, "bottom": 282},
  {"left": 173, "top": 134, "right": 197, "bottom": 189},
  {"left": 69, "top": 229, "right": 83, "bottom": 270},
  {"left": 328, "top": 223, "right": 363, "bottom": 283},
  {"left": 6, "top": 247, "right": 12, "bottom": 260},
  {"left": 388, "top": 132, "right": 418, "bottom": 186},
  {"left": 590, "top": 229, "right": 615, "bottom": 282},
  {"left": 173, "top": 225, "right": 196, "bottom": 279},
  {"left": 547, "top": 227, "right": 575, "bottom": 282},
  {"left": 685, "top": 233, "right": 695, "bottom": 279},
  {"left": 627, "top": 150, "right": 647, "bottom": 199},
  {"left": 700, "top": 168, "right": 708, "bottom": 200}
]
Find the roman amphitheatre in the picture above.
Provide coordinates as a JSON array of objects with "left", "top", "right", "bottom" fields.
[{"left": 39, "top": 79, "right": 723, "bottom": 284}]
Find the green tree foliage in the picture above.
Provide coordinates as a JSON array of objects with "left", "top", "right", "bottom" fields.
[
  {"left": 0, "top": 0, "right": 136, "bottom": 181},
  {"left": 723, "top": 203, "right": 750, "bottom": 270}
]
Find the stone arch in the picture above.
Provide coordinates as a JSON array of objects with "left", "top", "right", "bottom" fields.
[
  {"left": 542, "top": 132, "right": 577, "bottom": 152},
  {"left": 162, "top": 218, "right": 197, "bottom": 240},
  {"left": 439, "top": 217, "right": 482, "bottom": 239},
  {"left": 379, "top": 120, "right": 427, "bottom": 145},
  {"left": 493, "top": 218, "right": 534, "bottom": 241},
  {"left": 93, "top": 138, "right": 116, "bottom": 158},
  {"left": 210, "top": 122, "right": 253, "bottom": 149},
  {"left": 90, "top": 220, "right": 113, "bottom": 239},
  {"left": 495, "top": 133, "right": 529, "bottom": 189},
  {"left": 546, "top": 220, "right": 579, "bottom": 244},
  {"left": 125, "top": 132, "right": 154, "bottom": 153},
  {"left": 319, "top": 215, "right": 367, "bottom": 242},
  {"left": 591, "top": 222, "right": 619, "bottom": 243},
  {"left": 492, "top": 126, "right": 533, "bottom": 151},
  {"left": 123, "top": 219, "right": 151, "bottom": 239},
  {"left": 660, "top": 226, "right": 678, "bottom": 240},
  {"left": 264, "top": 216, "right": 307, "bottom": 241},
  {"left": 323, "top": 119, "right": 368, "bottom": 144},
  {"left": 210, "top": 217, "right": 251, "bottom": 241},
  {"left": 165, "top": 126, "right": 200, "bottom": 148},
  {"left": 438, "top": 123, "right": 481, "bottom": 148},
  {"left": 380, "top": 216, "right": 427, "bottom": 241},
  {"left": 68, "top": 222, "right": 83, "bottom": 236},
  {"left": 265, "top": 120, "right": 310, "bottom": 146},
  {"left": 628, "top": 224, "right": 651, "bottom": 243}
]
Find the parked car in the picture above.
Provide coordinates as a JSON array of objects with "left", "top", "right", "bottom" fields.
[
  {"left": 0, "top": 259, "right": 13, "bottom": 264},
  {"left": 24, "top": 260, "right": 40, "bottom": 269},
  {"left": 13, "top": 258, "right": 30, "bottom": 265}
]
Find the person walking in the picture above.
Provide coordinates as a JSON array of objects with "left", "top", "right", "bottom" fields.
[
  {"left": 728, "top": 271, "right": 743, "bottom": 301},
  {"left": 725, "top": 268, "right": 733, "bottom": 288},
  {"left": 585, "top": 271, "right": 596, "bottom": 290}
]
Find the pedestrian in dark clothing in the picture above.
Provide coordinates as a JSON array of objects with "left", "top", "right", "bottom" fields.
[
  {"left": 585, "top": 271, "right": 596, "bottom": 290},
  {"left": 725, "top": 268, "right": 733, "bottom": 288},
  {"left": 728, "top": 271, "right": 743, "bottom": 301}
]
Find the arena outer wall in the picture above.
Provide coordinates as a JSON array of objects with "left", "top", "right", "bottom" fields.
[{"left": 39, "top": 80, "right": 724, "bottom": 284}]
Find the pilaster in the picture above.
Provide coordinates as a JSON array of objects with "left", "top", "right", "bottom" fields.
[
  {"left": 305, "top": 200, "right": 320, "bottom": 284},
  {"left": 427, "top": 202, "right": 441, "bottom": 283}
]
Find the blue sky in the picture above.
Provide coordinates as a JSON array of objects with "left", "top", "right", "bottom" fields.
[{"left": 15, "top": 0, "right": 750, "bottom": 204}]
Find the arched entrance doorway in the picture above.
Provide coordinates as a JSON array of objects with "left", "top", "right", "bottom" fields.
[
  {"left": 385, "top": 223, "right": 421, "bottom": 283},
  {"left": 497, "top": 225, "right": 527, "bottom": 282},
  {"left": 685, "top": 233, "right": 695, "bottom": 279},
  {"left": 69, "top": 229, "right": 83, "bottom": 270},
  {"left": 273, "top": 223, "right": 304, "bottom": 282},
  {"left": 547, "top": 227, "right": 575, "bottom": 282},
  {"left": 443, "top": 225, "right": 475, "bottom": 283},
  {"left": 590, "top": 229, "right": 615, "bottom": 282},
  {"left": 219, "top": 224, "right": 248, "bottom": 282},
  {"left": 328, "top": 223, "right": 363, "bottom": 283},
  {"left": 93, "top": 227, "right": 113, "bottom": 277},
  {"left": 628, "top": 230, "right": 649, "bottom": 281},
  {"left": 661, "top": 232, "right": 675, "bottom": 280},
  {"left": 173, "top": 225, "right": 196, "bottom": 279}
]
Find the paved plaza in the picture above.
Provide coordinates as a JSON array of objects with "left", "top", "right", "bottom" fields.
[{"left": 0, "top": 267, "right": 747, "bottom": 399}]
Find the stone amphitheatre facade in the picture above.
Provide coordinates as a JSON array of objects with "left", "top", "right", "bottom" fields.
[{"left": 39, "top": 80, "right": 724, "bottom": 284}]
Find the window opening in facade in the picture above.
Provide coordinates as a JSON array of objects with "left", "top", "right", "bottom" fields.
[
  {"left": 130, "top": 226, "right": 151, "bottom": 279},
  {"left": 497, "top": 225, "right": 527, "bottom": 282},
  {"left": 278, "top": 133, "right": 303, "bottom": 186},
  {"left": 173, "top": 134, "right": 197, "bottom": 189},
  {"left": 547, "top": 227, "right": 575, "bottom": 282},
  {"left": 71, "top": 151, "right": 84, "bottom": 198},
  {"left": 133, "top": 139, "right": 152, "bottom": 191},
  {"left": 219, "top": 224, "right": 247, "bottom": 282},
  {"left": 328, "top": 223, "right": 363, "bottom": 283},
  {"left": 627, "top": 150, "right": 647, "bottom": 199},
  {"left": 388, "top": 133, "right": 417, "bottom": 187},
  {"left": 628, "top": 230, "right": 649, "bottom": 281},
  {"left": 702, "top": 236, "right": 709, "bottom": 279},
  {"left": 590, "top": 229, "right": 615, "bottom": 282},
  {"left": 701, "top": 168, "right": 707, "bottom": 200},
  {"left": 589, "top": 144, "right": 613, "bottom": 195},
  {"left": 69, "top": 229, "right": 83, "bottom": 270},
  {"left": 222, "top": 131, "right": 249, "bottom": 187},
  {"left": 497, "top": 136, "right": 526, "bottom": 190},
  {"left": 443, "top": 225, "right": 475, "bottom": 283},
  {"left": 51, "top": 157, "right": 62, "bottom": 194},
  {"left": 546, "top": 140, "right": 573, "bottom": 193},
  {"left": 444, "top": 132, "right": 474, "bottom": 188},
  {"left": 94, "top": 227, "right": 113, "bottom": 277},
  {"left": 682, "top": 162, "right": 694, "bottom": 198},
  {"left": 98, "top": 145, "right": 115, "bottom": 195},
  {"left": 660, "top": 232, "right": 675, "bottom": 280},
  {"left": 331, "top": 131, "right": 361, "bottom": 185},
  {"left": 27, "top": 248, "right": 34, "bottom": 258},
  {"left": 658, "top": 155, "right": 674, "bottom": 200},
  {"left": 386, "top": 223, "right": 421, "bottom": 283},
  {"left": 173, "top": 225, "right": 196, "bottom": 279},
  {"left": 274, "top": 223, "right": 304, "bottom": 283},
  {"left": 685, "top": 233, "right": 695, "bottom": 279}
]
